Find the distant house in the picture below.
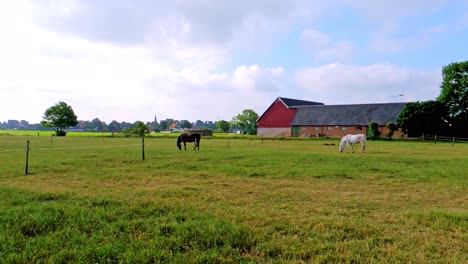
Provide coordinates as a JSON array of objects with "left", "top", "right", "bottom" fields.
[
  {"left": 169, "top": 121, "right": 183, "bottom": 132},
  {"left": 257, "top": 97, "right": 407, "bottom": 138},
  {"left": 257, "top": 97, "right": 324, "bottom": 137}
]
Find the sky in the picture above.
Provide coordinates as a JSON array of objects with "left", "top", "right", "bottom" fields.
[{"left": 1, "top": 0, "right": 468, "bottom": 124}]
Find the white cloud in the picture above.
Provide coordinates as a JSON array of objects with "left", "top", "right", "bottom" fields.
[
  {"left": 0, "top": 4, "right": 285, "bottom": 123},
  {"left": 300, "top": 29, "right": 354, "bottom": 62},
  {"left": 294, "top": 63, "right": 441, "bottom": 104}
]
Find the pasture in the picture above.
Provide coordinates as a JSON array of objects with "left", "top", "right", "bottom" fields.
[{"left": 0, "top": 135, "right": 467, "bottom": 263}]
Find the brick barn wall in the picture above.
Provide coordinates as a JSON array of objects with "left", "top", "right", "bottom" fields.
[{"left": 298, "top": 126, "right": 405, "bottom": 138}]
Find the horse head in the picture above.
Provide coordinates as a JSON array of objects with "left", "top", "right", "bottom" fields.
[{"left": 176, "top": 134, "right": 183, "bottom": 150}]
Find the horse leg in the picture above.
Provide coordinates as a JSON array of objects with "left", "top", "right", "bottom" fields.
[
  {"left": 183, "top": 142, "right": 187, "bottom": 150},
  {"left": 350, "top": 143, "right": 355, "bottom": 153}
]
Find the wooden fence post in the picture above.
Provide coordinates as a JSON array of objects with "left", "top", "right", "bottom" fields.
[
  {"left": 452, "top": 137, "right": 455, "bottom": 147},
  {"left": 141, "top": 135, "right": 145, "bottom": 160},
  {"left": 25, "top": 140, "right": 30, "bottom": 175},
  {"left": 434, "top": 135, "right": 437, "bottom": 144}
]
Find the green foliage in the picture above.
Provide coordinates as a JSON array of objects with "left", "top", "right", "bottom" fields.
[
  {"left": 179, "top": 120, "right": 193, "bottom": 129},
  {"left": 438, "top": 61, "right": 468, "bottom": 133},
  {"left": 397, "top": 101, "right": 450, "bottom": 137},
  {"left": 158, "top": 120, "right": 168, "bottom": 131},
  {"left": 41, "top": 102, "right": 78, "bottom": 136},
  {"left": 107, "top": 120, "right": 121, "bottom": 132},
  {"left": 386, "top": 122, "right": 397, "bottom": 139},
  {"left": 124, "top": 121, "right": 150, "bottom": 137},
  {"left": 232, "top": 109, "right": 259, "bottom": 135},
  {"left": 216, "top": 120, "right": 230, "bottom": 133},
  {"left": 369, "top": 121, "right": 381, "bottom": 140}
]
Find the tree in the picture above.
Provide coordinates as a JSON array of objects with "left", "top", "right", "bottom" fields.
[
  {"left": 91, "top": 118, "right": 106, "bottom": 131},
  {"left": 397, "top": 101, "right": 449, "bottom": 137},
  {"left": 179, "top": 120, "right": 193, "bottom": 129},
  {"left": 194, "top": 120, "right": 205, "bottom": 128},
  {"left": 438, "top": 61, "right": 468, "bottom": 135},
  {"left": 41, "top": 101, "right": 78, "bottom": 136},
  {"left": 386, "top": 121, "right": 397, "bottom": 140},
  {"left": 125, "top": 121, "right": 150, "bottom": 136},
  {"left": 108, "top": 120, "right": 122, "bottom": 132},
  {"left": 369, "top": 121, "right": 381, "bottom": 140},
  {"left": 158, "top": 120, "right": 168, "bottom": 131},
  {"left": 232, "top": 109, "right": 259, "bottom": 135},
  {"left": 216, "top": 120, "right": 230, "bottom": 133}
]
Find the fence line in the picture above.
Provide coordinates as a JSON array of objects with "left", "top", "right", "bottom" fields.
[
  {"left": 422, "top": 133, "right": 468, "bottom": 144},
  {"left": 0, "top": 143, "right": 161, "bottom": 152},
  {"left": 1, "top": 138, "right": 265, "bottom": 153}
]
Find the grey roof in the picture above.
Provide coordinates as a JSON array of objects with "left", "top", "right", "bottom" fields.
[
  {"left": 278, "top": 97, "right": 324, "bottom": 108},
  {"left": 291, "top": 103, "right": 407, "bottom": 126}
]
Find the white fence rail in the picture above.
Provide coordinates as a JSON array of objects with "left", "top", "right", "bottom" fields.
[{"left": 422, "top": 133, "right": 468, "bottom": 144}]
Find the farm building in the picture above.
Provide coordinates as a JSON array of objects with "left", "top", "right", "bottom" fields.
[
  {"left": 256, "top": 97, "right": 324, "bottom": 137},
  {"left": 257, "top": 97, "right": 407, "bottom": 138},
  {"left": 184, "top": 129, "right": 213, "bottom": 137}
]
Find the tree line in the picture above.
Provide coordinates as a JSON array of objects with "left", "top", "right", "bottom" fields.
[{"left": 36, "top": 101, "right": 260, "bottom": 137}]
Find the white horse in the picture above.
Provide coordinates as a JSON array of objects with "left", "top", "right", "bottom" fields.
[{"left": 339, "top": 134, "right": 366, "bottom": 153}]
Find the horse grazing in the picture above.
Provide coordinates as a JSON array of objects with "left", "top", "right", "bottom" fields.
[
  {"left": 339, "top": 134, "right": 366, "bottom": 153},
  {"left": 177, "top": 133, "right": 201, "bottom": 151}
]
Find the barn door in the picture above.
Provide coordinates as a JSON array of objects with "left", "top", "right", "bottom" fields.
[{"left": 292, "top": 126, "right": 299, "bottom": 137}]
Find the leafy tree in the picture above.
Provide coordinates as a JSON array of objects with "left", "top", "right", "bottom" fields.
[
  {"left": 216, "top": 120, "right": 230, "bottom": 133},
  {"left": 397, "top": 101, "right": 449, "bottom": 137},
  {"left": 232, "top": 109, "right": 259, "bottom": 135},
  {"left": 41, "top": 101, "right": 78, "bottom": 136},
  {"left": 120, "top": 122, "right": 133, "bottom": 130},
  {"left": 386, "top": 121, "right": 397, "bottom": 140},
  {"left": 91, "top": 118, "right": 107, "bottom": 131},
  {"left": 438, "top": 61, "right": 468, "bottom": 135},
  {"left": 125, "top": 121, "right": 150, "bottom": 136},
  {"left": 108, "top": 120, "right": 122, "bottom": 132},
  {"left": 194, "top": 120, "right": 205, "bottom": 128},
  {"left": 179, "top": 120, "right": 193, "bottom": 129},
  {"left": 159, "top": 120, "right": 168, "bottom": 131},
  {"left": 369, "top": 121, "right": 381, "bottom": 140}
]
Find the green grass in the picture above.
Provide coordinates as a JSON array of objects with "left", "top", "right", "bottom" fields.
[{"left": 0, "top": 135, "right": 467, "bottom": 263}]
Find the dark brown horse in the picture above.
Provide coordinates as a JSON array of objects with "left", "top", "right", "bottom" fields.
[{"left": 177, "top": 133, "right": 201, "bottom": 151}]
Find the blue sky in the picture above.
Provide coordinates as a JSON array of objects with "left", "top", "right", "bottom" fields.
[{"left": 1, "top": 0, "right": 467, "bottom": 124}]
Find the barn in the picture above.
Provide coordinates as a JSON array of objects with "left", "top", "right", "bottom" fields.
[
  {"left": 257, "top": 97, "right": 407, "bottom": 138},
  {"left": 290, "top": 103, "right": 407, "bottom": 138},
  {"left": 256, "top": 97, "right": 324, "bottom": 137}
]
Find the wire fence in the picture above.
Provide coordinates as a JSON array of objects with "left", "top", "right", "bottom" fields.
[{"left": 422, "top": 133, "right": 468, "bottom": 145}]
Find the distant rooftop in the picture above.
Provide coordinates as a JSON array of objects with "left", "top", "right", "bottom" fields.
[{"left": 278, "top": 97, "right": 324, "bottom": 108}]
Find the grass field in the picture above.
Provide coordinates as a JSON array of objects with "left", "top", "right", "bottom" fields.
[{"left": 1, "top": 134, "right": 467, "bottom": 263}]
